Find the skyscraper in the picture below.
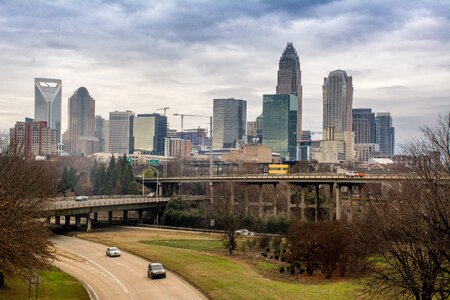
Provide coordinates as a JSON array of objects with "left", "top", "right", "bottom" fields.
[
  {"left": 67, "top": 87, "right": 99, "bottom": 155},
  {"left": 276, "top": 42, "right": 303, "bottom": 141},
  {"left": 352, "top": 108, "right": 376, "bottom": 144},
  {"left": 262, "top": 94, "right": 298, "bottom": 161},
  {"left": 109, "top": 111, "right": 135, "bottom": 154},
  {"left": 34, "top": 78, "right": 62, "bottom": 143},
  {"left": 323, "top": 70, "right": 353, "bottom": 133},
  {"left": 375, "top": 112, "right": 395, "bottom": 156},
  {"left": 95, "top": 115, "right": 105, "bottom": 152},
  {"left": 213, "top": 98, "right": 247, "bottom": 149},
  {"left": 134, "top": 114, "right": 167, "bottom": 155}
]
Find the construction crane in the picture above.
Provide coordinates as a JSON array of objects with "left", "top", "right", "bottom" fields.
[
  {"left": 173, "top": 113, "right": 210, "bottom": 132},
  {"left": 156, "top": 107, "right": 170, "bottom": 116}
]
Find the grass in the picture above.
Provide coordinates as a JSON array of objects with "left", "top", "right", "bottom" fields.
[
  {"left": 257, "top": 261, "right": 279, "bottom": 271},
  {"left": 0, "top": 266, "right": 89, "bottom": 300},
  {"left": 78, "top": 228, "right": 360, "bottom": 300}
]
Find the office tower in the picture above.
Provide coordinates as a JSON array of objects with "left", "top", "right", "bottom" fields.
[
  {"left": 10, "top": 120, "right": 56, "bottom": 156},
  {"left": 256, "top": 114, "right": 263, "bottom": 143},
  {"left": 34, "top": 78, "right": 62, "bottom": 143},
  {"left": 164, "top": 138, "right": 192, "bottom": 159},
  {"left": 375, "top": 112, "right": 395, "bottom": 156},
  {"left": 213, "top": 98, "right": 247, "bottom": 149},
  {"left": 299, "top": 130, "right": 312, "bottom": 161},
  {"left": 104, "top": 120, "right": 110, "bottom": 153},
  {"left": 276, "top": 43, "right": 303, "bottom": 141},
  {"left": 262, "top": 94, "right": 298, "bottom": 161},
  {"left": 177, "top": 128, "right": 209, "bottom": 151},
  {"left": 109, "top": 111, "right": 135, "bottom": 154},
  {"left": 352, "top": 108, "right": 376, "bottom": 144},
  {"left": 95, "top": 115, "right": 105, "bottom": 152},
  {"left": 134, "top": 114, "right": 167, "bottom": 155},
  {"left": 67, "top": 87, "right": 99, "bottom": 155},
  {"left": 323, "top": 70, "right": 353, "bottom": 133},
  {"left": 246, "top": 121, "right": 257, "bottom": 144}
]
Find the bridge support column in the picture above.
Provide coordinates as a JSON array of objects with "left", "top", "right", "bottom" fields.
[
  {"left": 300, "top": 186, "right": 306, "bottom": 222},
  {"left": 348, "top": 186, "right": 354, "bottom": 222},
  {"left": 335, "top": 183, "right": 342, "bottom": 220},
  {"left": 230, "top": 183, "right": 235, "bottom": 214},
  {"left": 258, "top": 184, "right": 264, "bottom": 218},
  {"left": 108, "top": 211, "right": 113, "bottom": 224},
  {"left": 123, "top": 210, "right": 128, "bottom": 224},
  {"left": 209, "top": 182, "right": 214, "bottom": 205},
  {"left": 329, "top": 184, "right": 334, "bottom": 221},
  {"left": 315, "top": 185, "right": 320, "bottom": 222},
  {"left": 286, "top": 183, "right": 292, "bottom": 221},
  {"left": 54, "top": 216, "right": 61, "bottom": 225},
  {"left": 273, "top": 184, "right": 278, "bottom": 216},
  {"left": 64, "top": 216, "right": 71, "bottom": 226},
  {"left": 244, "top": 184, "right": 249, "bottom": 216},
  {"left": 93, "top": 212, "right": 98, "bottom": 222},
  {"left": 46, "top": 217, "right": 51, "bottom": 224},
  {"left": 75, "top": 216, "right": 81, "bottom": 228},
  {"left": 137, "top": 210, "right": 144, "bottom": 224},
  {"left": 86, "top": 215, "right": 92, "bottom": 232}
]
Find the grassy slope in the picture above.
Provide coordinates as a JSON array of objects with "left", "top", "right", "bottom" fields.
[
  {"left": 79, "top": 229, "right": 358, "bottom": 300},
  {"left": 0, "top": 266, "right": 89, "bottom": 300}
]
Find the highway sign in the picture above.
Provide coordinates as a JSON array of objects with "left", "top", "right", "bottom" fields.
[{"left": 150, "top": 159, "right": 160, "bottom": 166}]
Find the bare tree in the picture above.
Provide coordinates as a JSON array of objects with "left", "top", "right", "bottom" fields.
[
  {"left": 0, "top": 141, "right": 56, "bottom": 287},
  {"left": 359, "top": 115, "right": 450, "bottom": 300}
]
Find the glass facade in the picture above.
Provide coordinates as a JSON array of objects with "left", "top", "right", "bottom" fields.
[
  {"left": 109, "top": 111, "right": 135, "bottom": 154},
  {"left": 134, "top": 114, "right": 167, "bottom": 155},
  {"left": 262, "top": 94, "right": 298, "bottom": 161},
  {"left": 375, "top": 113, "right": 395, "bottom": 156},
  {"left": 352, "top": 108, "right": 376, "bottom": 144},
  {"left": 213, "top": 98, "right": 247, "bottom": 149},
  {"left": 34, "top": 78, "right": 62, "bottom": 143}
]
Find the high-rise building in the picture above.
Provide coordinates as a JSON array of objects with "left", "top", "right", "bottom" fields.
[
  {"left": 164, "top": 138, "right": 192, "bottom": 159},
  {"left": 299, "top": 130, "right": 312, "bottom": 161},
  {"left": 109, "top": 111, "right": 135, "bottom": 154},
  {"left": 34, "top": 78, "right": 62, "bottom": 143},
  {"left": 177, "top": 128, "right": 209, "bottom": 151},
  {"left": 323, "top": 70, "right": 353, "bottom": 133},
  {"left": 375, "top": 112, "right": 395, "bottom": 156},
  {"left": 10, "top": 120, "right": 56, "bottom": 156},
  {"left": 134, "top": 114, "right": 167, "bottom": 155},
  {"left": 67, "top": 87, "right": 99, "bottom": 155},
  {"left": 262, "top": 94, "right": 298, "bottom": 161},
  {"left": 213, "top": 98, "right": 247, "bottom": 149},
  {"left": 276, "top": 43, "right": 303, "bottom": 142},
  {"left": 95, "top": 115, "right": 105, "bottom": 152},
  {"left": 352, "top": 108, "right": 376, "bottom": 144}
]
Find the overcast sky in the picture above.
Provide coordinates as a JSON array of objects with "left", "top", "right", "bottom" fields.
[{"left": 0, "top": 0, "right": 449, "bottom": 149}]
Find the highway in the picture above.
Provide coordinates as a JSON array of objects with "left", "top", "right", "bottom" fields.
[{"left": 52, "top": 235, "right": 207, "bottom": 300}]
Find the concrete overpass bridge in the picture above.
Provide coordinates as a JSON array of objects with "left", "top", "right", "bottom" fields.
[
  {"left": 45, "top": 195, "right": 207, "bottom": 231},
  {"left": 142, "top": 174, "right": 417, "bottom": 222}
]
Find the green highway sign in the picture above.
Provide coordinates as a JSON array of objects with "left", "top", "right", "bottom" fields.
[{"left": 150, "top": 159, "right": 160, "bottom": 166}]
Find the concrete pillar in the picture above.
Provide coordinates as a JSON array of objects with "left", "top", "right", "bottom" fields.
[
  {"left": 55, "top": 215, "right": 61, "bottom": 225},
  {"left": 75, "top": 216, "right": 81, "bottom": 228},
  {"left": 300, "top": 186, "right": 306, "bottom": 222},
  {"left": 273, "top": 184, "right": 278, "bottom": 216},
  {"left": 93, "top": 212, "right": 98, "bottom": 222},
  {"left": 230, "top": 183, "right": 235, "bottom": 214},
  {"left": 123, "top": 210, "right": 128, "bottom": 223},
  {"left": 108, "top": 211, "right": 113, "bottom": 224},
  {"left": 64, "top": 216, "right": 71, "bottom": 226},
  {"left": 86, "top": 215, "right": 92, "bottom": 232},
  {"left": 335, "top": 183, "right": 342, "bottom": 220},
  {"left": 258, "top": 184, "right": 263, "bottom": 218},
  {"left": 137, "top": 210, "right": 144, "bottom": 224},
  {"left": 286, "top": 183, "right": 292, "bottom": 221},
  {"left": 329, "top": 184, "right": 334, "bottom": 221},
  {"left": 315, "top": 185, "right": 320, "bottom": 222},
  {"left": 46, "top": 217, "right": 51, "bottom": 224},
  {"left": 158, "top": 182, "right": 163, "bottom": 197},
  {"left": 348, "top": 186, "right": 354, "bottom": 222},
  {"left": 209, "top": 182, "right": 214, "bottom": 205}
]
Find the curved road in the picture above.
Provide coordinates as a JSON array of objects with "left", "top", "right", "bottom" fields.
[{"left": 52, "top": 235, "right": 207, "bottom": 300}]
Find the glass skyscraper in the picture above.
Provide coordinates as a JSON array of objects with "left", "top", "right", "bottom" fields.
[
  {"left": 352, "top": 108, "right": 376, "bottom": 144},
  {"left": 34, "top": 78, "right": 62, "bottom": 143},
  {"left": 109, "top": 111, "right": 135, "bottom": 154},
  {"left": 134, "top": 114, "right": 167, "bottom": 155},
  {"left": 262, "top": 94, "right": 298, "bottom": 161},
  {"left": 213, "top": 98, "right": 247, "bottom": 149},
  {"left": 276, "top": 43, "right": 302, "bottom": 142},
  {"left": 375, "top": 112, "right": 395, "bottom": 156}
]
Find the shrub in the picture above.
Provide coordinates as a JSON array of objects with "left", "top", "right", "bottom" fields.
[
  {"left": 258, "top": 235, "right": 271, "bottom": 250},
  {"left": 279, "top": 266, "right": 285, "bottom": 273},
  {"left": 274, "top": 255, "right": 279, "bottom": 260}
]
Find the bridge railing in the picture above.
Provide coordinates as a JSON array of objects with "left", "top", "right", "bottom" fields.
[
  {"left": 145, "top": 174, "right": 408, "bottom": 181},
  {"left": 48, "top": 197, "right": 166, "bottom": 210}
]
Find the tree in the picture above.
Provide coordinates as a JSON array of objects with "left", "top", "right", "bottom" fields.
[
  {"left": 0, "top": 143, "right": 56, "bottom": 287},
  {"left": 359, "top": 115, "right": 450, "bottom": 300}
]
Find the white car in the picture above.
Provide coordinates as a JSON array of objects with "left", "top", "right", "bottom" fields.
[
  {"left": 106, "top": 247, "right": 121, "bottom": 257},
  {"left": 75, "top": 196, "right": 88, "bottom": 201},
  {"left": 235, "top": 229, "right": 255, "bottom": 236}
]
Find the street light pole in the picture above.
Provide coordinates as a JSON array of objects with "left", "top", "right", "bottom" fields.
[{"left": 209, "top": 115, "right": 213, "bottom": 177}]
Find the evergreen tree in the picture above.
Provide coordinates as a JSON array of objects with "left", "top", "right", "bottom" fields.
[
  {"left": 68, "top": 166, "right": 77, "bottom": 191},
  {"left": 58, "top": 166, "right": 69, "bottom": 193}
]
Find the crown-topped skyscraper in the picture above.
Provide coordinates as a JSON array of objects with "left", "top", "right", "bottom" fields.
[{"left": 276, "top": 42, "right": 302, "bottom": 143}]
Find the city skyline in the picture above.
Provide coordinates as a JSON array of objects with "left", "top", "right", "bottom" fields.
[{"left": 0, "top": 0, "right": 449, "bottom": 150}]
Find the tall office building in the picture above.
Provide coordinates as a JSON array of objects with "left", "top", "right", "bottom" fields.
[
  {"left": 213, "top": 98, "right": 247, "bottom": 149},
  {"left": 323, "top": 70, "right": 353, "bottom": 133},
  {"left": 34, "top": 78, "right": 62, "bottom": 143},
  {"left": 276, "top": 42, "right": 303, "bottom": 142},
  {"left": 262, "top": 94, "right": 298, "bottom": 161},
  {"left": 134, "top": 114, "right": 167, "bottom": 155},
  {"left": 10, "top": 120, "right": 57, "bottom": 156},
  {"left": 67, "top": 87, "right": 99, "bottom": 155},
  {"left": 375, "top": 112, "right": 395, "bottom": 156},
  {"left": 109, "top": 111, "right": 135, "bottom": 154},
  {"left": 352, "top": 108, "right": 376, "bottom": 144},
  {"left": 95, "top": 115, "right": 105, "bottom": 152}
]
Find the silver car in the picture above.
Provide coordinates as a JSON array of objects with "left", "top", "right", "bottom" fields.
[{"left": 106, "top": 247, "right": 121, "bottom": 257}]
